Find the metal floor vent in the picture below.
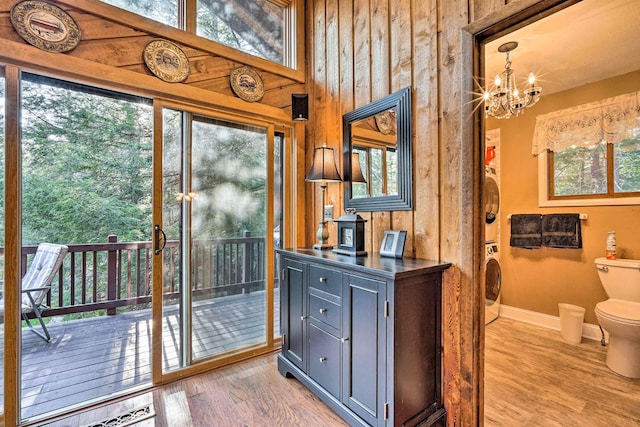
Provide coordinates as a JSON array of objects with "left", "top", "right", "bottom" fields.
[{"left": 84, "top": 404, "right": 155, "bottom": 427}]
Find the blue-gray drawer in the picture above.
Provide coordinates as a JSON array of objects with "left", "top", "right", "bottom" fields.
[
  {"left": 309, "top": 264, "right": 341, "bottom": 296},
  {"left": 309, "top": 324, "right": 341, "bottom": 398},
  {"left": 309, "top": 291, "right": 341, "bottom": 330}
]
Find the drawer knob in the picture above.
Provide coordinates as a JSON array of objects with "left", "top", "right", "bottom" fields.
[
  {"left": 300, "top": 316, "right": 307, "bottom": 321},
  {"left": 319, "top": 277, "right": 327, "bottom": 283},
  {"left": 341, "top": 337, "right": 349, "bottom": 343},
  {"left": 319, "top": 357, "right": 327, "bottom": 363},
  {"left": 319, "top": 308, "right": 327, "bottom": 314}
]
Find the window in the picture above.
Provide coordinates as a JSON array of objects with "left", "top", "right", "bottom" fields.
[
  {"left": 100, "top": 0, "right": 297, "bottom": 67},
  {"left": 535, "top": 91, "right": 640, "bottom": 206},
  {"left": 196, "top": 0, "right": 286, "bottom": 64},
  {"left": 549, "top": 138, "right": 640, "bottom": 199},
  {"left": 101, "top": 0, "right": 179, "bottom": 27}
]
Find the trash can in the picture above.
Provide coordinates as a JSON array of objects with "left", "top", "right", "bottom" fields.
[{"left": 558, "top": 303, "right": 585, "bottom": 344}]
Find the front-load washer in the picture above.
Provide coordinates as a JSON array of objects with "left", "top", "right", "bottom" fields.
[
  {"left": 484, "top": 167, "right": 500, "bottom": 243},
  {"left": 485, "top": 241, "right": 501, "bottom": 324}
]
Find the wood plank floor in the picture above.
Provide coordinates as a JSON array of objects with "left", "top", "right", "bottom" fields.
[
  {"left": 1, "top": 289, "right": 279, "bottom": 421},
  {"left": 40, "top": 316, "right": 640, "bottom": 427},
  {"left": 41, "top": 353, "right": 349, "bottom": 427},
  {"left": 484, "top": 317, "right": 640, "bottom": 426}
]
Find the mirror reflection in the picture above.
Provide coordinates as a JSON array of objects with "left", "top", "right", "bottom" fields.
[
  {"left": 343, "top": 87, "right": 412, "bottom": 211},
  {"left": 351, "top": 108, "right": 398, "bottom": 198}
]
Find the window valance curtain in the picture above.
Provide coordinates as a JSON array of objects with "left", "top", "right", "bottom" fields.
[{"left": 531, "top": 90, "right": 640, "bottom": 155}]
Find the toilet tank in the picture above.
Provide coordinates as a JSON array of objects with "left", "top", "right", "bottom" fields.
[{"left": 595, "top": 257, "right": 640, "bottom": 302}]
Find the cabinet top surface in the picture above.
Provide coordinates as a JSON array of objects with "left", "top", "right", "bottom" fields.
[{"left": 278, "top": 248, "right": 451, "bottom": 278}]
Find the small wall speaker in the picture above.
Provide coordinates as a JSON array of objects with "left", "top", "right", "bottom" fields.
[{"left": 292, "top": 94, "right": 309, "bottom": 121}]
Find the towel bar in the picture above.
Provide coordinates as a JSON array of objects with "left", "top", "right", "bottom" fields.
[{"left": 507, "top": 213, "right": 588, "bottom": 221}]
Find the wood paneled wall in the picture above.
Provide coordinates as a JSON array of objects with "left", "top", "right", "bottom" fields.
[{"left": 305, "top": 1, "right": 557, "bottom": 425}]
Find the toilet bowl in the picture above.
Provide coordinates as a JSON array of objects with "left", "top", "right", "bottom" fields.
[
  {"left": 594, "top": 257, "right": 640, "bottom": 378},
  {"left": 595, "top": 299, "right": 640, "bottom": 378}
]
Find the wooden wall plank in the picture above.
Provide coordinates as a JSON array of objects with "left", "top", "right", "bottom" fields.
[
  {"left": 351, "top": 0, "right": 374, "bottom": 252},
  {"left": 390, "top": 0, "right": 415, "bottom": 257},
  {"left": 353, "top": 1, "right": 371, "bottom": 109},
  {"left": 324, "top": 0, "right": 341, "bottom": 241},
  {"left": 305, "top": 0, "right": 328, "bottom": 245},
  {"left": 412, "top": 0, "right": 440, "bottom": 262},
  {"left": 337, "top": 0, "right": 354, "bottom": 221},
  {"left": 369, "top": 0, "right": 391, "bottom": 252},
  {"left": 72, "top": 11, "right": 145, "bottom": 39}
]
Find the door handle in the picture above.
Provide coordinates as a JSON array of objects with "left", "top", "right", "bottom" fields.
[{"left": 154, "top": 225, "right": 167, "bottom": 255}]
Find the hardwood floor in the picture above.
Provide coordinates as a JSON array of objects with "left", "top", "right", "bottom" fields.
[
  {"left": 40, "top": 317, "right": 640, "bottom": 427},
  {"left": 485, "top": 317, "right": 640, "bottom": 426},
  {"left": 40, "top": 352, "right": 349, "bottom": 427}
]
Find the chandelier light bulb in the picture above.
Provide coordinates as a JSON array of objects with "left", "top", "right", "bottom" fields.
[
  {"left": 528, "top": 72, "right": 536, "bottom": 85},
  {"left": 494, "top": 74, "right": 501, "bottom": 87}
]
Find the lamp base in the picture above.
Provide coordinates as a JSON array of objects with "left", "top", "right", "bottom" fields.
[{"left": 313, "top": 243, "right": 333, "bottom": 250}]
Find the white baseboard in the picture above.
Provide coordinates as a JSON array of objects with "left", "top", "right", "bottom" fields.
[{"left": 498, "top": 304, "right": 607, "bottom": 342}]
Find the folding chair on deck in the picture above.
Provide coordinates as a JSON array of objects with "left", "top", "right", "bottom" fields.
[{"left": 0, "top": 243, "right": 68, "bottom": 342}]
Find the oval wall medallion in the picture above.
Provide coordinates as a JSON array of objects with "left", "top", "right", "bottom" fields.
[
  {"left": 143, "top": 40, "right": 190, "bottom": 83},
  {"left": 10, "top": 0, "right": 81, "bottom": 53},
  {"left": 230, "top": 66, "right": 265, "bottom": 102}
]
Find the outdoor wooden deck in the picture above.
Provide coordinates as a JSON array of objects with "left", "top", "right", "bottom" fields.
[{"left": 0, "top": 289, "right": 279, "bottom": 421}]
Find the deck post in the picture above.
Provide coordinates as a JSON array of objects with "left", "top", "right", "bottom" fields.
[
  {"left": 107, "top": 234, "right": 118, "bottom": 315},
  {"left": 243, "top": 230, "right": 251, "bottom": 294}
]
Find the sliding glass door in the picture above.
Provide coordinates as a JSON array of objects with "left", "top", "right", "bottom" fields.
[{"left": 158, "top": 107, "right": 274, "bottom": 372}]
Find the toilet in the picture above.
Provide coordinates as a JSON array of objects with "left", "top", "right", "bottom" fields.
[{"left": 594, "top": 257, "right": 640, "bottom": 378}]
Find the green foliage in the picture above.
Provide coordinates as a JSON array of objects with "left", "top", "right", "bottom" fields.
[
  {"left": 101, "top": 0, "right": 178, "bottom": 27},
  {"left": 162, "top": 114, "right": 267, "bottom": 240},
  {"left": 613, "top": 139, "right": 640, "bottom": 192},
  {"left": 553, "top": 145, "right": 607, "bottom": 196},
  {"left": 19, "top": 79, "right": 153, "bottom": 245},
  {"left": 553, "top": 140, "right": 640, "bottom": 197}
]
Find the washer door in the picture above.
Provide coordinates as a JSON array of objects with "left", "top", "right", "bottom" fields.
[
  {"left": 485, "top": 258, "right": 501, "bottom": 304},
  {"left": 484, "top": 176, "right": 499, "bottom": 224}
]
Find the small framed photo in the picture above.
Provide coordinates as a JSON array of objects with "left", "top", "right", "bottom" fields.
[{"left": 379, "top": 230, "right": 407, "bottom": 258}]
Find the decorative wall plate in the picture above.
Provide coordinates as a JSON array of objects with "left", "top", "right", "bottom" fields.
[
  {"left": 10, "top": 0, "right": 81, "bottom": 53},
  {"left": 230, "top": 66, "right": 265, "bottom": 102},
  {"left": 374, "top": 110, "right": 397, "bottom": 135},
  {"left": 143, "top": 40, "right": 190, "bottom": 83}
]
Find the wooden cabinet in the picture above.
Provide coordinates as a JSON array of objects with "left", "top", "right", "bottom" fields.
[{"left": 277, "top": 248, "right": 450, "bottom": 427}]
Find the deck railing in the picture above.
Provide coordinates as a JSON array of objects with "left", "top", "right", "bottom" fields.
[{"left": 1, "top": 233, "right": 267, "bottom": 319}]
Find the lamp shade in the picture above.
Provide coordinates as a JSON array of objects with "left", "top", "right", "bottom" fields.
[
  {"left": 306, "top": 143, "right": 342, "bottom": 182},
  {"left": 351, "top": 152, "right": 367, "bottom": 183}
]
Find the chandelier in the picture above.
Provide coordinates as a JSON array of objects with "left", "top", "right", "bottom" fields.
[{"left": 484, "top": 41, "right": 542, "bottom": 119}]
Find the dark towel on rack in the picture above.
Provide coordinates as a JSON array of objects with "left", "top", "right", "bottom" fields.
[
  {"left": 510, "top": 214, "right": 542, "bottom": 249},
  {"left": 542, "top": 214, "right": 582, "bottom": 249}
]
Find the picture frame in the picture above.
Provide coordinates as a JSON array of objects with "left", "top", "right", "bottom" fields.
[{"left": 379, "top": 230, "right": 407, "bottom": 258}]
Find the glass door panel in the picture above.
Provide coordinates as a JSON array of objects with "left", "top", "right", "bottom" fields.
[
  {"left": 190, "top": 117, "right": 268, "bottom": 360},
  {"left": 18, "top": 73, "right": 153, "bottom": 422},
  {"left": 161, "top": 108, "right": 269, "bottom": 371}
]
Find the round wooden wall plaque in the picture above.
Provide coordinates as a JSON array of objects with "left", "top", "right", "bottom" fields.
[
  {"left": 230, "top": 66, "right": 265, "bottom": 102},
  {"left": 143, "top": 40, "right": 191, "bottom": 83},
  {"left": 10, "top": 0, "right": 81, "bottom": 53}
]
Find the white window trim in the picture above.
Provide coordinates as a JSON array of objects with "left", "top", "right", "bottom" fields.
[{"left": 537, "top": 150, "right": 640, "bottom": 207}]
